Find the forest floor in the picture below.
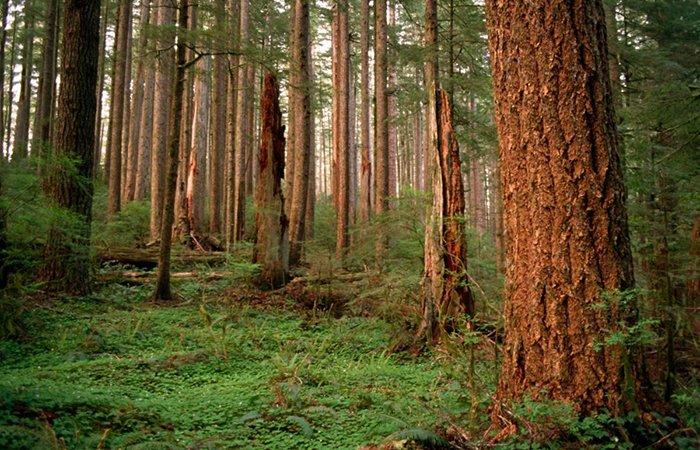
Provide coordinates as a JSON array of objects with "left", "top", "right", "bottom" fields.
[
  {"left": 0, "top": 260, "right": 497, "bottom": 449},
  {"left": 2, "top": 247, "right": 699, "bottom": 449}
]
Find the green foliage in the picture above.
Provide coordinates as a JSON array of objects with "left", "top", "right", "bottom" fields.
[{"left": 92, "top": 198, "right": 151, "bottom": 248}]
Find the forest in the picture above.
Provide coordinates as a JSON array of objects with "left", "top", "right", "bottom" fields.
[{"left": 0, "top": 0, "right": 698, "bottom": 447}]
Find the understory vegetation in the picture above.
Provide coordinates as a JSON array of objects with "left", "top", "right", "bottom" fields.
[{"left": 0, "top": 173, "right": 698, "bottom": 449}]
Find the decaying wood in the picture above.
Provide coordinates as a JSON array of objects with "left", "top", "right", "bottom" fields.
[
  {"left": 253, "top": 73, "right": 289, "bottom": 288},
  {"left": 101, "top": 247, "right": 226, "bottom": 268}
]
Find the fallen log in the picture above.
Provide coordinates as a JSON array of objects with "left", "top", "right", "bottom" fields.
[{"left": 100, "top": 247, "right": 227, "bottom": 269}]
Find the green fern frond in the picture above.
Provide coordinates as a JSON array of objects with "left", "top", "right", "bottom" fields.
[
  {"left": 387, "top": 428, "right": 453, "bottom": 449},
  {"left": 286, "top": 415, "right": 313, "bottom": 438}
]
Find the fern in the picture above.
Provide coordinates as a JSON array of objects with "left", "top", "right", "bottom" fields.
[
  {"left": 286, "top": 415, "right": 313, "bottom": 438},
  {"left": 387, "top": 428, "right": 453, "bottom": 449}
]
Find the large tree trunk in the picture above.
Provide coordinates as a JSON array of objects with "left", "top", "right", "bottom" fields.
[
  {"left": 108, "top": 0, "right": 132, "bottom": 220},
  {"left": 254, "top": 73, "right": 289, "bottom": 288},
  {"left": 358, "top": 0, "right": 371, "bottom": 224},
  {"left": 150, "top": 0, "right": 175, "bottom": 242},
  {"left": 334, "top": 0, "right": 350, "bottom": 256},
  {"left": 186, "top": 55, "right": 211, "bottom": 236},
  {"left": 12, "top": 0, "right": 34, "bottom": 162},
  {"left": 485, "top": 0, "right": 663, "bottom": 424},
  {"left": 305, "top": 50, "right": 316, "bottom": 239},
  {"left": 135, "top": 21, "right": 156, "bottom": 201},
  {"left": 125, "top": 0, "right": 152, "bottom": 203},
  {"left": 287, "top": 0, "right": 311, "bottom": 265},
  {"left": 153, "top": 0, "right": 188, "bottom": 301},
  {"left": 39, "top": 0, "right": 100, "bottom": 294},
  {"left": 387, "top": 1, "right": 397, "bottom": 200}
]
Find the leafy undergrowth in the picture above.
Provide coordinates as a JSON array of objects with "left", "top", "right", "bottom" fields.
[{"left": 0, "top": 275, "right": 493, "bottom": 449}]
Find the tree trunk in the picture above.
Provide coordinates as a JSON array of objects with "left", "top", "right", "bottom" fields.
[
  {"left": 305, "top": 50, "right": 316, "bottom": 239},
  {"left": 689, "top": 217, "right": 700, "bottom": 303},
  {"left": 150, "top": 0, "right": 175, "bottom": 242},
  {"left": 387, "top": 0, "right": 397, "bottom": 201},
  {"left": 232, "top": 0, "right": 249, "bottom": 242},
  {"left": 245, "top": 63, "right": 256, "bottom": 197},
  {"left": 224, "top": 0, "right": 239, "bottom": 250},
  {"left": 107, "top": 0, "right": 132, "bottom": 220},
  {"left": 153, "top": 0, "right": 188, "bottom": 301},
  {"left": 485, "top": 0, "right": 664, "bottom": 424},
  {"left": 186, "top": 55, "right": 210, "bottom": 236},
  {"left": 254, "top": 73, "right": 289, "bottom": 288},
  {"left": 12, "top": 0, "right": 34, "bottom": 162},
  {"left": 359, "top": 0, "right": 371, "bottom": 224},
  {"left": 374, "top": 0, "right": 388, "bottom": 248},
  {"left": 286, "top": 0, "right": 297, "bottom": 216},
  {"left": 288, "top": 0, "right": 311, "bottom": 265},
  {"left": 93, "top": 0, "right": 109, "bottom": 177},
  {"left": 39, "top": 0, "right": 100, "bottom": 294},
  {"left": 0, "top": 0, "right": 9, "bottom": 160},
  {"left": 120, "top": 14, "right": 133, "bottom": 198},
  {"left": 413, "top": 73, "right": 422, "bottom": 191},
  {"left": 209, "top": 0, "right": 227, "bottom": 233},
  {"left": 125, "top": 0, "right": 152, "bottom": 202},
  {"left": 4, "top": 11, "right": 18, "bottom": 156},
  {"left": 334, "top": 0, "right": 350, "bottom": 257},
  {"left": 34, "top": 0, "right": 60, "bottom": 174}
]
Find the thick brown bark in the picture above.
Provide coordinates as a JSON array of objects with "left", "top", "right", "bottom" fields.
[
  {"left": 253, "top": 73, "right": 289, "bottom": 288},
  {"left": 288, "top": 0, "right": 311, "bottom": 265},
  {"left": 486, "top": 0, "right": 662, "bottom": 423},
  {"left": 107, "top": 0, "right": 132, "bottom": 221},
  {"left": 359, "top": 0, "right": 371, "bottom": 224},
  {"left": 135, "top": 33, "right": 156, "bottom": 201},
  {"left": 245, "top": 64, "right": 256, "bottom": 197},
  {"left": 39, "top": 0, "right": 100, "bottom": 294},
  {"left": 209, "top": 0, "right": 227, "bottom": 233},
  {"left": 153, "top": 0, "right": 188, "bottom": 301},
  {"left": 334, "top": 0, "right": 350, "bottom": 256},
  {"left": 125, "top": 0, "right": 152, "bottom": 202},
  {"left": 286, "top": 0, "right": 297, "bottom": 216},
  {"left": 12, "top": 0, "right": 34, "bottom": 162},
  {"left": 689, "top": 217, "right": 700, "bottom": 303},
  {"left": 150, "top": 0, "right": 175, "bottom": 241},
  {"left": 120, "top": 15, "right": 133, "bottom": 199}
]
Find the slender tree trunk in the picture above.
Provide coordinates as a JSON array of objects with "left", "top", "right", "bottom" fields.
[
  {"left": 93, "top": 0, "right": 109, "bottom": 178},
  {"left": 0, "top": 0, "right": 9, "bottom": 160},
  {"left": 232, "top": 0, "right": 249, "bottom": 242},
  {"left": 387, "top": 0, "right": 397, "bottom": 201},
  {"left": 689, "top": 217, "right": 700, "bottom": 303},
  {"left": 4, "top": 13, "right": 18, "bottom": 157},
  {"left": 286, "top": 0, "right": 297, "bottom": 215},
  {"left": 288, "top": 0, "right": 311, "bottom": 265},
  {"left": 224, "top": 0, "right": 239, "bottom": 249},
  {"left": 413, "top": 74, "right": 422, "bottom": 190},
  {"left": 348, "top": 62, "right": 357, "bottom": 223},
  {"left": 13, "top": 0, "right": 34, "bottom": 162},
  {"left": 120, "top": 14, "right": 133, "bottom": 198},
  {"left": 39, "top": 0, "right": 100, "bottom": 294},
  {"left": 245, "top": 63, "right": 255, "bottom": 197},
  {"left": 125, "top": 0, "right": 152, "bottom": 202},
  {"left": 485, "top": 0, "right": 664, "bottom": 423},
  {"left": 154, "top": 0, "right": 188, "bottom": 301},
  {"left": 150, "top": 0, "right": 175, "bottom": 242},
  {"left": 305, "top": 49, "right": 316, "bottom": 239},
  {"left": 209, "top": 0, "right": 227, "bottom": 233},
  {"left": 334, "top": 0, "right": 350, "bottom": 256},
  {"left": 107, "top": 0, "right": 132, "bottom": 220},
  {"left": 254, "top": 73, "right": 289, "bottom": 288},
  {"left": 359, "top": 0, "right": 371, "bottom": 224},
  {"left": 186, "top": 55, "right": 210, "bottom": 236},
  {"left": 374, "top": 0, "right": 388, "bottom": 242},
  {"left": 420, "top": 0, "right": 474, "bottom": 343},
  {"left": 34, "top": 0, "right": 59, "bottom": 174}
]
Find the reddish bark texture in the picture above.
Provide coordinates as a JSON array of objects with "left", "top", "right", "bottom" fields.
[
  {"left": 486, "top": 0, "right": 662, "bottom": 422},
  {"left": 253, "top": 73, "right": 288, "bottom": 288}
]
